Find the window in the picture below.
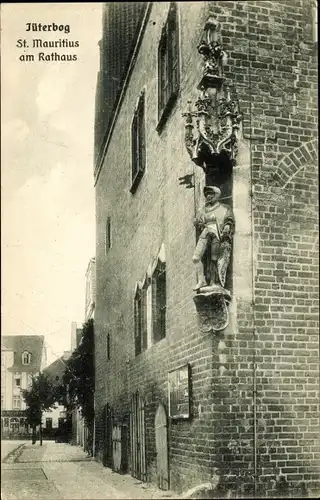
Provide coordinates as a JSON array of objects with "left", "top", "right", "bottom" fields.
[
  {"left": 45, "top": 418, "right": 53, "bottom": 430},
  {"left": 134, "top": 283, "right": 148, "bottom": 356},
  {"left": 130, "top": 90, "right": 146, "bottom": 193},
  {"left": 152, "top": 260, "right": 166, "bottom": 343},
  {"left": 15, "top": 378, "right": 21, "bottom": 387},
  {"left": 107, "top": 333, "right": 111, "bottom": 361},
  {"left": 157, "top": 2, "right": 180, "bottom": 130},
  {"left": 13, "top": 396, "right": 21, "bottom": 409},
  {"left": 105, "top": 216, "right": 112, "bottom": 253},
  {"left": 22, "top": 351, "right": 31, "bottom": 365},
  {"left": 10, "top": 417, "right": 19, "bottom": 431}
]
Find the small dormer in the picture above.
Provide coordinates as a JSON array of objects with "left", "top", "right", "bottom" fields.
[{"left": 22, "top": 351, "right": 31, "bottom": 365}]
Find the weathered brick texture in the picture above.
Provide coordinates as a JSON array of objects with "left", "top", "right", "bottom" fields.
[{"left": 94, "top": 1, "right": 319, "bottom": 496}]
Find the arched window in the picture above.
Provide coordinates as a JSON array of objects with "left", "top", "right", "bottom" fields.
[
  {"left": 10, "top": 417, "right": 20, "bottom": 433},
  {"left": 22, "top": 351, "right": 31, "bottom": 365}
]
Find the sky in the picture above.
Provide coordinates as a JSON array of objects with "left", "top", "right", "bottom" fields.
[{"left": 1, "top": 3, "right": 102, "bottom": 365}]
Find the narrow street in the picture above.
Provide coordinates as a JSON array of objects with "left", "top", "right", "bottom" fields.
[{"left": 1, "top": 441, "right": 174, "bottom": 500}]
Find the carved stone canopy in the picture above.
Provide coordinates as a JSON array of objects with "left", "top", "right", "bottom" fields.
[
  {"left": 183, "top": 17, "right": 242, "bottom": 175},
  {"left": 197, "top": 16, "right": 227, "bottom": 90}
]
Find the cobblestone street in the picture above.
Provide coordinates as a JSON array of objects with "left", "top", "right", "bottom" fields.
[{"left": 1, "top": 441, "right": 175, "bottom": 500}]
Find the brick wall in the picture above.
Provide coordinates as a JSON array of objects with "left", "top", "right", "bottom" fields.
[
  {"left": 94, "top": 1, "right": 319, "bottom": 496},
  {"left": 94, "top": 2, "right": 147, "bottom": 166}
]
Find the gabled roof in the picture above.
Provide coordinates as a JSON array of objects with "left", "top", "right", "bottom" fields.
[
  {"left": 42, "top": 351, "right": 71, "bottom": 384},
  {"left": 2, "top": 335, "right": 45, "bottom": 374}
]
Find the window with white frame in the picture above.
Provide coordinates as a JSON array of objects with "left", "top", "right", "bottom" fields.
[
  {"left": 22, "top": 351, "right": 31, "bottom": 365},
  {"left": 134, "top": 245, "right": 166, "bottom": 355},
  {"left": 13, "top": 396, "right": 21, "bottom": 409}
]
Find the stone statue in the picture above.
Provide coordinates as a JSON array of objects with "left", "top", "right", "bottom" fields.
[{"left": 192, "top": 185, "right": 234, "bottom": 294}]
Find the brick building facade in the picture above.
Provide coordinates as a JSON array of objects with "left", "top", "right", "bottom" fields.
[{"left": 93, "top": 2, "right": 318, "bottom": 497}]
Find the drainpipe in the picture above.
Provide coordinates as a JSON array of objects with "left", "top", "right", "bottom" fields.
[{"left": 252, "top": 328, "right": 257, "bottom": 495}]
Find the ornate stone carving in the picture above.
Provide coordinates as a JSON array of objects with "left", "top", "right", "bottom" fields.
[
  {"left": 182, "top": 16, "right": 241, "bottom": 172},
  {"left": 197, "top": 16, "right": 227, "bottom": 89},
  {"left": 193, "top": 292, "right": 230, "bottom": 332},
  {"left": 181, "top": 17, "right": 240, "bottom": 333},
  {"left": 183, "top": 84, "right": 241, "bottom": 172},
  {"left": 192, "top": 185, "right": 235, "bottom": 332}
]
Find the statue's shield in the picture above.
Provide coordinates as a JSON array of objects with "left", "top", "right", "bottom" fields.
[{"left": 193, "top": 290, "right": 229, "bottom": 332}]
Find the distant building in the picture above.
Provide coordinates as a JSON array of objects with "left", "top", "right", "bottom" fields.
[
  {"left": 42, "top": 350, "right": 71, "bottom": 437},
  {"left": 1, "top": 335, "right": 46, "bottom": 437}
]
